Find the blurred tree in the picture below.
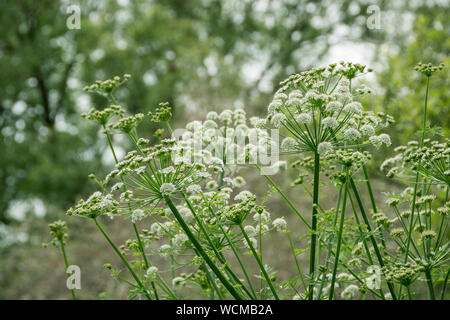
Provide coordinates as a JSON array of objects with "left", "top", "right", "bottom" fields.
[
  {"left": 0, "top": 0, "right": 382, "bottom": 225},
  {"left": 0, "top": 0, "right": 103, "bottom": 224}
]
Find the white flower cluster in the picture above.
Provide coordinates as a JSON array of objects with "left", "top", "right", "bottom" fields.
[
  {"left": 145, "top": 266, "right": 158, "bottom": 280},
  {"left": 176, "top": 108, "right": 276, "bottom": 172},
  {"left": 272, "top": 217, "right": 287, "bottom": 232},
  {"left": 381, "top": 139, "right": 449, "bottom": 186},
  {"left": 266, "top": 62, "right": 394, "bottom": 156}
]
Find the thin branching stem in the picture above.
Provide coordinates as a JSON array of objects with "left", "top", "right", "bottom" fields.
[
  {"left": 59, "top": 241, "right": 77, "bottom": 300},
  {"left": 328, "top": 168, "right": 349, "bottom": 299},
  {"left": 94, "top": 218, "right": 153, "bottom": 300},
  {"left": 164, "top": 196, "right": 245, "bottom": 300},
  {"left": 308, "top": 151, "right": 320, "bottom": 299},
  {"left": 350, "top": 178, "right": 397, "bottom": 300},
  {"left": 239, "top": 223, "right": 280, "bottom": 300}
]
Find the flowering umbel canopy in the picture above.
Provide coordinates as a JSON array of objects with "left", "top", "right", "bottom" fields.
[{"left": 266, "top": 62, "right": 393, "bottom": 156}]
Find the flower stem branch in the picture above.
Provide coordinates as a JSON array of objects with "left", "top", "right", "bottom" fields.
[
  {"left": 164, "top": 196, "right": 245, "bottom": 300},
  {"left": 350, "top": 178, "right": 397, "bottom": 300},
  {"left": 239, "top": 223, "right": 280, "bottom": 300},
  {"left": 93, "top": 218, "right": 152, "bottom": 300},
  {"left": 60, "top": 241, "right": 77, "bottom": 300},
  {"left": 328, "top": 169, "right": 349, "bottom": 299},
  {"left": 308, "top": 151, "right": 320, "bottom": 299}
]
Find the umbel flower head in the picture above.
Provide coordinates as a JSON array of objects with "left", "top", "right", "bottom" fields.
[
  {"left": 382, "top": 263, "right": 424, "bottom": 287},
  {"left": 219, "top": 193, "right": 257, "bottom": 225},
  {"left": 82, "top": 105, "right": 125, "bottom": 126},
  {"left": 414, "top": 62, "right": 445, "bottom": 77},
  {"left": 148, "top": 102, "right": 172, "bottom": 123},
  {"left": 43, "top": 220, "right": 69, "bottom": 247},
  {"left": 323, "top": 149, "right": 372, "bottom": 182},
  {"left": 66, "top": 192, "right": 119, "bottom": 219},
  {"left": 176, "top": 108, "right": 276, "bottom": 179},
  {"left": 267, "top": 62, "right": 393, "bottom": 156},
  {"left": 381, "top": 138, "right": 450, "bottom": 186},
  {"left": 105, "top": 138, "right": 213, "bottom": 212},
  {"left": 83, "top": 74, "right": 131, "bottom": 96},
  {"left": 110, "top": 113, "right": 145, "bottom": 134}
]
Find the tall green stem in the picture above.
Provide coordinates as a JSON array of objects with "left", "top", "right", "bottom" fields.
[
  {"left": 405, "top": 76, "right": 430, "bottom": 263},
  {"left": 287, "top": 231, "right": 306, "bottom": 291},
  {"left": 406, "top": 286, "right": 413, "bottom": 300},
  {"left": 60, "top": 242, "right": 77, "bottom": 300},
  {"left": 362, "top": 165, "right": 386, "bottom": 249},
  {"left": 404, "top": 76, "right": 437, "bottom": 300},
  {"left": 204, "top": 201, "right": 258, "bottom": 299},
  {"left": 164, "top": 196, "right": 244, "bottom": 300},
  {"left": 181, "top": 194, "right": 253, "bottom": 299},
  {"left": 258, "top": 211, "right": 263, "bottom": 299},
  {"left": 348, "top": 193, "right": 374, "bottom": 266},
  {"left": 239, "top": 224, "right": 280, "bottom": 300},
  {"left": 350, "top": 178, "right": 397, "bottom": 300},
  {"left": 317, "top": 181, "right": 343, "bottom": 299},
  {"left": 201, "top": 263, "right": 224, "bottom": 299},
  {"left": 420, "top": 76, "right": 430, "bottom": 145},
  {"left": 309, "top": 151, "right": 320, "bottom": 299},
  {"left": 441, "top": 267, "right": 450, "bottom": 300},
  {"left": 424, "top": 269, "right": 436, "bottom": 300},
  {"left": 328, "top": 170, "right": 349, "bottom": 299},
  {"left": 94, "top": 218, "right": 152, "bottom": 300},
  {"left": 257, "top": 165, "right": 310, "bottom": 229}
]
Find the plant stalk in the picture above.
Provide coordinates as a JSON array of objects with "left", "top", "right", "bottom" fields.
[
  {"left": 405, "top": 76, "right": 430, "bottom": 262},
  {"left": 94, "top": 218, "right": 152, "bottom": 300},
  {"left": 350, "top": 178, "right": 397, "bottom": 300},
  {"left": 309, "top": 151, "right": 320, "bottom": 299},
  {"left": 164, "top": 196, "right": 245, "bottom": 300},
  {"left": 239, "top": 224, "right": 280, "bottom": 300},
  {"left": 328, "top": 169, "right": 349, "bottom": 299},
  {"left": 60, "top": 241, "right": 77, "bottom": 300}
]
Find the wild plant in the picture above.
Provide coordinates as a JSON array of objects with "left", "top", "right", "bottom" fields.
[{"left": 50, "top": 62, "right": 448, "bottom": 300}]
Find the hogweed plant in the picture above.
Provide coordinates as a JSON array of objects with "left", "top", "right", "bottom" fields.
[{"left": 52, "top": 62, "right": 448, "bottom": 300}]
